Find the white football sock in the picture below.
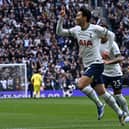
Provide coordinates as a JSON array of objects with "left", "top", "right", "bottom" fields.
[
  {"left": 101, "top": 91, "right": 123, "bottom": 116},
  {"left": 115, "top": 94, "right": 129, "bottom": 115},
  {"left": 82, "top": 86, "right": 103, "bottom": 107}
]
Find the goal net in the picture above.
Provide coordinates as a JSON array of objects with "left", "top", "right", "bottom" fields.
[{"left": 0, "top": 63, "right": 27, "bottom": 98}]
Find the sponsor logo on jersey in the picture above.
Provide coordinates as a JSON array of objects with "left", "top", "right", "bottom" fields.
[{"left": 79, "top": 40, "right": 93, "bottom": 47}]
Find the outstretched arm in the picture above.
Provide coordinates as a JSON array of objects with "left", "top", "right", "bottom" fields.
[
  {"left": 103, "top": 54, "right": 124, "bottom": 65},
  {"left": 56, "top": 7, "right": 74, "bottom": 37}
]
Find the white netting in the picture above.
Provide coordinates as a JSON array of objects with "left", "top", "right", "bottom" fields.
[{"left": 0, "top": 63, "right": 27, "bottom": 98}]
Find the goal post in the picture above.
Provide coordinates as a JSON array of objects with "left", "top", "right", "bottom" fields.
[{"left": 0, "top": 63, "right": 28, "bottom": 98}]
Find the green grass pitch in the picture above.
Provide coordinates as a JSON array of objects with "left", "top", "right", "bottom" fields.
[{"left": 0, "top": 97, "right": 129, "bottom": 129}]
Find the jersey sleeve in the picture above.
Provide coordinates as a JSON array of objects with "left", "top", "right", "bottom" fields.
[
  {"left": 56, "top": 17, "right": 78, "bottom": 38},
  {"left": 112, "top": 41, "right": 121, "bottom": 56},
  {"left": 95, "top": 25, "right": 115, "bottom": 42}
]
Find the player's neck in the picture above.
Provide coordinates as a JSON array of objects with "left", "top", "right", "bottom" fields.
[{"left": 81, "top": 22, "right": 90, "bottom": 30}]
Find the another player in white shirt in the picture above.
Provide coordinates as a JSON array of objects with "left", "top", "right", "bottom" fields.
[
  {"left": 100, "top": 36, "right": 129, "bottom": 116},
  {"left": 56, "top": 6, "right": 127, "bottom": 125}
]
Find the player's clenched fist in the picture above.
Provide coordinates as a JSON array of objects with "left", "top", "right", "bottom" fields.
[{"left": 60, "top": 6, "right": 65, "bottom": 17}]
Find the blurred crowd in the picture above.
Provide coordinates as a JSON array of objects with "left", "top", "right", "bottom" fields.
[{"left": 0, "top": 0, "right": 129, "bottom": 90}]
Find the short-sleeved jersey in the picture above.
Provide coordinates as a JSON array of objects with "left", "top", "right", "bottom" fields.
[
  {"left": 100, "top": 41, "right": 123, "bottom": 77},
  {"left": 31, "top": 73, "right": 42, "bottom": 86},
  {"left": 56, "top": 18, "right": 114, "bottom": 67},
  {"left": 69, "top": 24, "right": 106, "bottom": 67}
]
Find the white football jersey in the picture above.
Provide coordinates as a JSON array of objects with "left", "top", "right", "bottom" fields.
[
  {"left": 56, "top": 17, "right": 114, "bottom": 67},
  {"left": 100, "top": 41, "right": 123, "bottom": 77}
]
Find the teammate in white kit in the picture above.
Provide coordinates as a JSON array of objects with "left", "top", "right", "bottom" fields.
[
  {"left": 100, "top": 36, "right": 129, "bottom": 116},
  {"left": 56, "top": 6, "right": 127, "bottom": 125}
]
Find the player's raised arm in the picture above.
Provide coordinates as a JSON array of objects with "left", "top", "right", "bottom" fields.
[{"left": 56, "top": 6, "right": 75, "bottom": 37}]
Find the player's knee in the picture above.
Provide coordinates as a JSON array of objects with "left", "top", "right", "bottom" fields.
[
  {"left": 95, "top": 85, "right": 106, "bottom": 96},
  {"left": 77, "top": 76, "right": 92, "bottom": 90},
  {"left": 97, "top": 90, "right": 105, "bottom": 96},
  {"left": 77, "top": 79, "right": 86, "bottom": 90}
]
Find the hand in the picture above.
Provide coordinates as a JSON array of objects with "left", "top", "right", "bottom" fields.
[
  {"left": 101, "top": 51, "right": 110, "bottom": 59},
  {"left": 60, "top": 6, "right": 66, "bottom": 17},
  {"left": 103, "top": 59, "right": 111, "bottom": 65}
]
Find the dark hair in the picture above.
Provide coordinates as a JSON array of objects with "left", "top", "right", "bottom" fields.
[{"left": 79, "top": 6, "right": 91, "bottom": 22}]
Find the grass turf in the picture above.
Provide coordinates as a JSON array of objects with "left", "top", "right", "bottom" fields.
[{"left": 0, "top": 97, "right": 129, "bottom": 129}]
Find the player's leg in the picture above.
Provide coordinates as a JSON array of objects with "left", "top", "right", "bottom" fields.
[
  {"left": 33, "top": 85, "right": 37, "bottom": 98},
  {"left": 78, "top": 76, "right": 105, "bottom": 120},
  {"left": 78, "top": 64, "right": 105, "bottom": 120},
  {"left": 103, "top": 75, "right": 129, "bottom": 115},
  {"left": 95, "top": 84, "right": 123, "bottom": 115},
  {"left": 102, "top": 75, "right": 114, "bottom": 94},
  {"left": 33, "top": 85, "right": 40, "bottom": 98},
  {"left": 82, "top": 85, "right": 104, "bottom": 111},
  {"left": 111, "top": 77, "right": 129, "bottom": 115},
  {"left": 30, "top": 84, "right": 33, "bottom": 98},
  {"left": 95, "top": 84, "right": 126, "bottom": 125},
  {"left": 115, "top": 93, "right": 129, "bottom": 114},
  {"left": 89, "top": 64, "right": 127, "bottom": 125},
  {"left": 36, "top": 85, "right": 40, "bottom": 98}
]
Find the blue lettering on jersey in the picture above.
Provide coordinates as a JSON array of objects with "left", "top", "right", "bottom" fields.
[{"left": 79, "top": 40, "right": 93, "bottom": 47}]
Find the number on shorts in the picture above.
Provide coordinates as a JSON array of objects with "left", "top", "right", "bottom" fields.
[{"left": 113, "top": 80, "right": 121, "bottom": 88}]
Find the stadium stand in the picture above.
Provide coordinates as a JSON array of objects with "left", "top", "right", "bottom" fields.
[{"left": 0, "top": 0, "right": 128, "bottom": 89}]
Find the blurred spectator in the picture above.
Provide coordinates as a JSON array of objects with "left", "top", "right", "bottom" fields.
[{"left": 0, "top": 0, "right": 129, "bottom": 90}]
